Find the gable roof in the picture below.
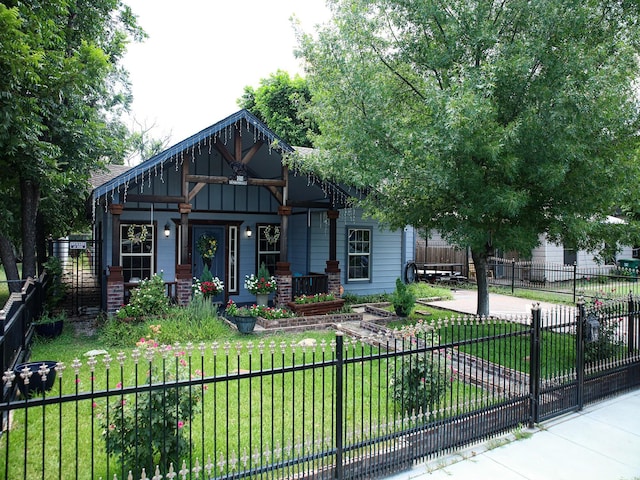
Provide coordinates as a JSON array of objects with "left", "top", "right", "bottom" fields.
[
  {"left": 89, "top": 109, "right": 350, "bottom": 218},
  {"left": 91, "top": 109, "right": 294, "bottom": 200}
]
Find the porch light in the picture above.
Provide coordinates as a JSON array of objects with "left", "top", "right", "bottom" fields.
[
  {"left": 245, "top": 225, "right": 253, "bottom": 238},
  {"left": 164, "top": 222, "right": 171, "bottom": 238}
]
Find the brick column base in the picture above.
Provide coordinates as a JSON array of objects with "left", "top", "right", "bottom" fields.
[
  {"left": 326, "top": 261, "right": 342, "bottom": 297},
  {"left": 106, "top": 266, "right": 124, "bottom": 315},
  {"left": 275, "top": 261, "right": 292, "bottom": 307},
  {"left": 176, "top": 264, "right": 193, "bottom": 306}
]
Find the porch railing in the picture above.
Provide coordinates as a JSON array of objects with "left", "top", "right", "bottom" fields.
[{"left": 292, "top": 273, "right": 328, "bottom": 298}]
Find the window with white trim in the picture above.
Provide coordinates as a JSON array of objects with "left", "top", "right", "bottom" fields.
[
  {"left": 228, "top": 225, "right": 239, "bottom": 293},
  {"left": 120, "top": 224, "right": 154, "bottom": 282},
  {"left": 257, "top": 224, "right": 280, "bottom": 275},
  {"left": 347, "top": 228, "right": 371, "bottom": 281}
]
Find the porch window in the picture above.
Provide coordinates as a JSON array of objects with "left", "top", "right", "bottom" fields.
[
  {"left": 120, "top": 223, "right": 154, "bottom": 282},
  {"left": 257, "top": 224, "right": 280, "bottom": 275},
  {"left": 347, "top": 228, "right": 371, "bottom": 281},
  {"left": 228, "top": 225, "right": 239, "bottom": 293}
]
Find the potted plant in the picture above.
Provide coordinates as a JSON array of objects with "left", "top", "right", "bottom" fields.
[
  {"left": 13, "top": 360, "right": 58, "bottom": 397},
  {"left": 224, "top": 300, "right": 257, "bottom": 333},
  {"left": 192, "top": 266, "right": 224, "bottom": 300},
  {"left": 33, "top": 311, "right": 66, "bottom": 339},
  {"left": 390, "top": 278, "right": 415, "bottom": 317},
  {"left": 244, "top": 262, "right": 277, "bottom": 306}
]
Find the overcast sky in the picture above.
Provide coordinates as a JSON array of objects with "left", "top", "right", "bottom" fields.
[{"left": 122, "top": 0, "right": 331, "bottom": 148}]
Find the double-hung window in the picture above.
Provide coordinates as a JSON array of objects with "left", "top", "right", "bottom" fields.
[
  {"left": 347, "top": 228, "right": 371, "bottom": 281},
  {"left": 120, "top": 223, "right": 154, "bottom": 282},
  {"left": 257, "top": 224, "right": 280, "bottom": 275}
]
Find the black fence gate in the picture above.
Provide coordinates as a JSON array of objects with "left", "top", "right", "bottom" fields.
[{"left": 48, "top": 238, "right": 102, "bottom": 315}]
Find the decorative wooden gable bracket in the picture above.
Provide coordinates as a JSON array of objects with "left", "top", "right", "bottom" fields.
[{"left": 185, "top": 127, "right": 284, "bottom": 204}]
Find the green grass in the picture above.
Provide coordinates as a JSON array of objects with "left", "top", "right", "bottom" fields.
[{"left": 2, "top": 304, "right": 489, "bottom": 479}]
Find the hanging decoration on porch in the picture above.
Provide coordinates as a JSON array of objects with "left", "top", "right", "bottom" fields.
[
  {"left": 197, "top": 234, "right": 218, "bottom": 266},
  {"left": 264, "top": 225, "right": 281, "bottom": 245},
  {"left": 127, "top": 224, "right": 148, "bottom": 245}
]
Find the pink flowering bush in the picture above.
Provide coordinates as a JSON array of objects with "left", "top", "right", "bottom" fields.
[{"left": 102, "top": 336, "right": 204, "bottom": 474}]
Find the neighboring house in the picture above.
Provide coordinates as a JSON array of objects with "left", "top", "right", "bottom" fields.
[
  {"left": 89, "top": 109, "right": 414, "bottom": 313},
  {"left": 419, "top": 218, "right": 633, "bottom": 283}
]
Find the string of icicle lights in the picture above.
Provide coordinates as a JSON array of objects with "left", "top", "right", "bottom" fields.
[{"left": 92, "top": 119, "right": 366, "bottom": 223}]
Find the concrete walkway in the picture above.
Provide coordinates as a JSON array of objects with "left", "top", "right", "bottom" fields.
[
  {"left": 384, "top": 388, "right": 640, "bottom": 480},
  {"left": 425, "top": 289, "right": 568, "bottom": 317}
]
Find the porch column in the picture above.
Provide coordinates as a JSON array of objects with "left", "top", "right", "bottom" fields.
[
  {"left": 109, "top": 203, "right": 124, "bottom": 265},
  {"left": 275, "top": 205, "right": 293, "bottom": 306},
  {"left": 176, "top": 202, "right": 192, "bottom": 305},
  {"left": 106, "top": 266, "right": 124, "bottom": 315},
  {"left": 326, "top": 210, "right": 342, "bottom": 297},
  {"left": 107, "top": 204, "right": 125, "bottom": 314},
  {"left": 175, "top": 265, "right": 192, "bottom": 306}
]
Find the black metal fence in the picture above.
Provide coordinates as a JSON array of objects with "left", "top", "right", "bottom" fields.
[
  {"left": 48, "top": 238, "right": 102, "bottom": 315},
  {"left": 1, "top": 298, "right": 639, "bottom": 479},
  {"left": 0, "top": 274, "right": 48, "bottom": 403},
  {"left": 488, "top": 257, "right": 640, "bottom": 302}
]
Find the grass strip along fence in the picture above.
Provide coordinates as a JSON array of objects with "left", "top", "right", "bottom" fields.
[{"left": 1, "top": 297, "right": 640, "bottom": 479}]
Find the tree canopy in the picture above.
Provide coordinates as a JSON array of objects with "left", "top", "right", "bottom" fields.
[
  {"left": 295, "top": 0, "right": 640, "bottom": 314},
  {"left": 0, "top": 0, "right": 143, "bottom": 286},
  {"left": 238, "top": 70, "right": 318, "bottom": 147}
]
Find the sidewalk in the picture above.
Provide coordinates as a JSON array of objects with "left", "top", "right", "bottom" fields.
[
  {"left": 385, "top": 291, "right": 639, "bottom": 480},
  {"left": 384, "top": 388, "right": 640, "bottom": 480}
]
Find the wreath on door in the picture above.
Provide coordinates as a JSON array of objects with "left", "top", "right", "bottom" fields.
[{"left": 196, "top": 234, "right": 218, "bottom": 260}]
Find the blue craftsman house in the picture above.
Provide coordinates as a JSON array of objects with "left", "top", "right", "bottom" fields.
[{"left": 89, "top": 110, "right": 416, "bottom": 313}]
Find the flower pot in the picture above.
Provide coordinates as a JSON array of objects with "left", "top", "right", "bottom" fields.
[
  {"left": 235, "top": 316, "right": 257, "bottom": 334},
  {"left": 34, "top": 319, "right": 64, "bottom": 339},
  {"left": 256, "top": 293, "right": 269, "bottom": 306},
  {"left": 14, "top": 361, "right": 58, "bottom": 397}
]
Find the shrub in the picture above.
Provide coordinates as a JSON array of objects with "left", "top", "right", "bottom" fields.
[
  {"left": 117, "top": 274, "right": 169, "bottom": 322},
  {"left": 102, "top": 343, "right": 203, "bottom": 475},
  {"left": 391, "top": 278, "right": 416, "bottom": 316},
  {"left": 43, "top": 256, "right": 68, "bottom": 311},
  {"left": 390, "top": 353, "right": 449, "bottom": 416}
]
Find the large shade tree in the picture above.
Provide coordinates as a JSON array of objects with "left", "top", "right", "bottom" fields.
[
  {"left": 238, "top": 70, "right": 318, "bottom": 147},
  {"left": 0, "top": 1, "right": 143, "bottom": 290},
  {"left": 294, "top": 0, "right": 640, "bottom": 314}
]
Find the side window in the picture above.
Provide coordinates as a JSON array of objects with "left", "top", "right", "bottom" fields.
[
  {"left": 257, "top": 224, "right": 280, "bottom": 275},
  {"left": 347, "top": 228, "right": 371, "bottom": 281},
  {"left": 120, "top": 224, "right": 154, "bottom": 282}
]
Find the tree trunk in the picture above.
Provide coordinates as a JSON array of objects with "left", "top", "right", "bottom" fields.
[
  {"left": 471, "top": 247, "right": 490, "bottom": 316},
  {"left": 36, "top": 211, "right": 48, "bottom": 276},
  {"left": 20, "top": 178, "right": 40, "bottom": 280},
  {"left": 0, "top": 235, "right": 21, "bottom": 293}
]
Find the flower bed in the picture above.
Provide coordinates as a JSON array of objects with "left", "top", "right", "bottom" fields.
[{"left": 257, "top": 310, "right": 361, "bottom": 330}]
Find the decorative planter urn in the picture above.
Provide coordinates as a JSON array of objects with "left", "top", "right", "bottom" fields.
[
  {"left": 34, "top": 320, "right": 64, "bottom": 339},
  {"left": 234, "top": 315, "right": 257, "bottom": 334},
  {"left": 14, "top": 361, "right": 58, "bottom": 397},
  {"left": 287, "top": 299, "right": 346, "bottom": 316}
]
